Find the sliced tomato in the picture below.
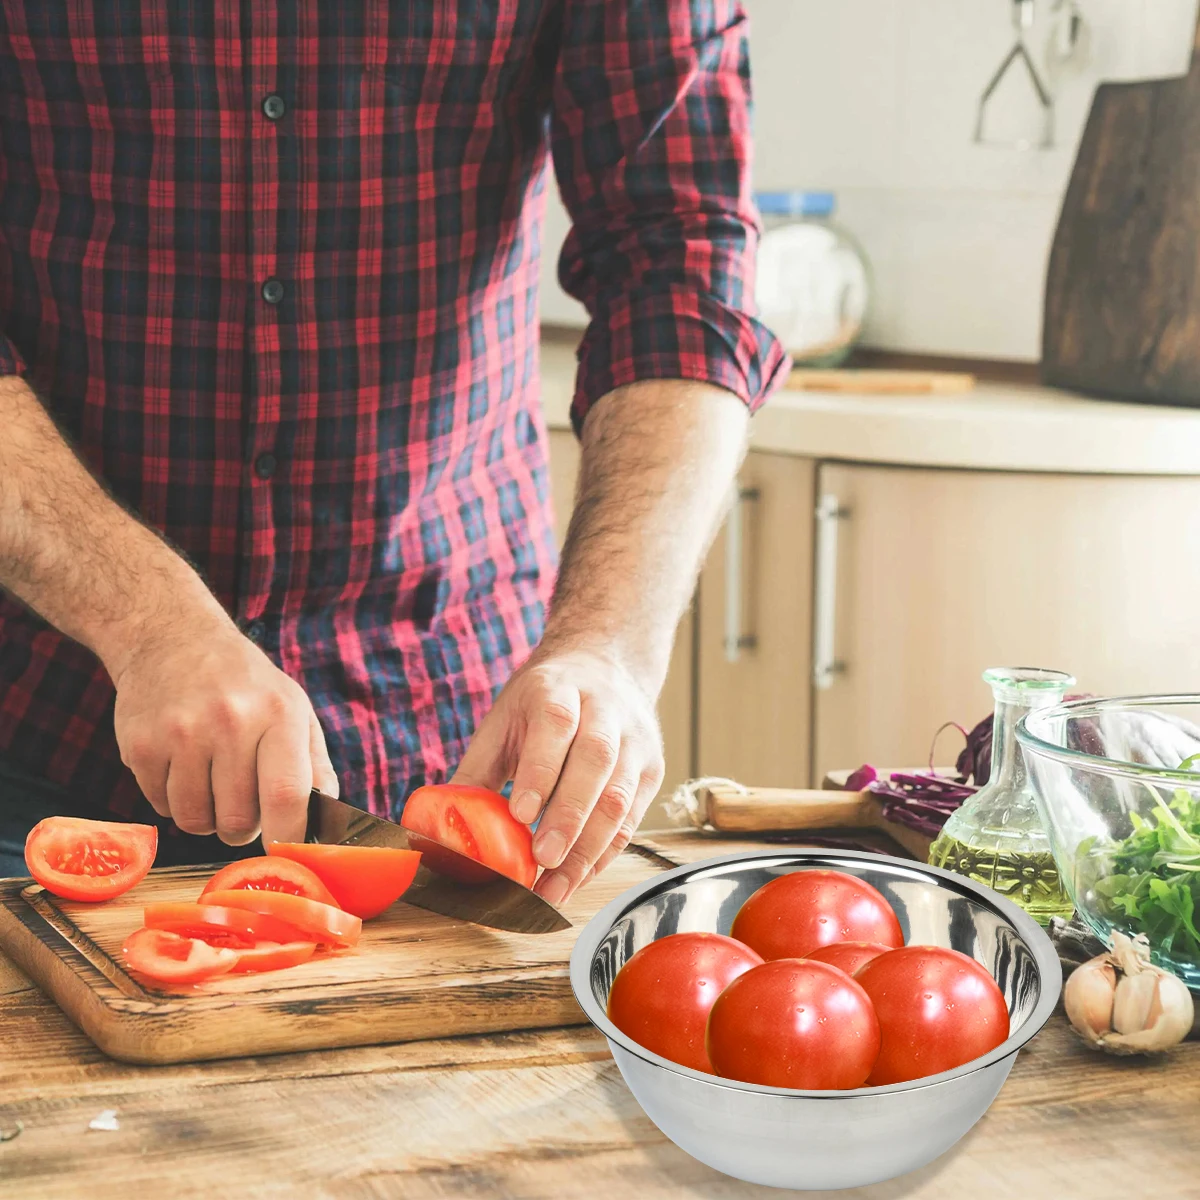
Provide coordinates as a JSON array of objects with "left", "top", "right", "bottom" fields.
[
  {"left": 230, "top": 941, "right": 318, "bottom": 974},
  {"left": 265, "top": 844, "right": 421, "bottom": 919},
  {"left": 122, "top": 927, "right": 238, "bottom": 984},
  {"left": 200, "top": 888, "right": 362, "bottom": 948},
  {"left": 24, "top": 816, "right": 157, "bottom": 902},
  {"left": 144, "top": 901, "right": 310, "bottom": 948},
  {"left": 199, "top": 856, "right": 338, "bottom": 906},
  {"left": 400, "top": 785, "right": 537, "bottom": 888}
]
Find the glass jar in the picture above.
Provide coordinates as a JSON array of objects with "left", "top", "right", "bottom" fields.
[
  {"left": 753, "top": 191, "right": 871, "bottom": 368},
  {"left": 928, "top": 667, "right": 1077, "bottom": 925}
]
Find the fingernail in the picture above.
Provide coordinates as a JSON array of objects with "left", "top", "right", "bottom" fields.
[
  {"left": 533, "top": 828, "right": 567, "bottom": 869},
  {"left": 512, "top": 789, "right": 542, "bottom": 824},
  {"left": 539, "top": 873, "right": 570, "bottom": 906}
]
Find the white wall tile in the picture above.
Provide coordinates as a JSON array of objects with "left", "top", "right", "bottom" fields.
[
  {"left": 745, "top": 0, "right": 903, "bottom": 190},
  {"left": 1139, "top": 0, "right": 1198, "bottom": 75}
]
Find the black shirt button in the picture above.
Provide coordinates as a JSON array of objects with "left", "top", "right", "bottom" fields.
[
  {"left": 254, "top": 452, "right": 277, "bottom": 480},
  {"left": 245, "top": 619, "right": 266, "bottom": 645},
  {"left": 262, "top": 93, "right": 286, "bottom": 121},
  {"left": 261, "top": 278, "right": 284, "bottom": 305}
]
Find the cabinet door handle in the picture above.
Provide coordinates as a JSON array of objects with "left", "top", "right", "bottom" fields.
[
  {"left": 724, "top": 485, "right": 760, "bottom": 663},
  {"left": 813, "top": 493, "right": 849, "bottom": 689}
]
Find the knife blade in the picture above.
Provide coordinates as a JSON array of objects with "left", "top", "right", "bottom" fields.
[{"left": 305, "top": 789, "right": 570, "bottom": 935}]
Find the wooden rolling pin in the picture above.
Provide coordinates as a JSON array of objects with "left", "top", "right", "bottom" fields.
[{"left": 696, "top": 782, "right": 933, "bottom": 862}]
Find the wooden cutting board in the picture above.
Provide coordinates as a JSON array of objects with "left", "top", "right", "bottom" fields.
[
  {"left": 0, "top": 843, "right": 672, "bottom": 1066},
  {"left": 1042, "top": 11, "right": 1200, "bottom": 404},
  {"left": 786, "top": 368, "right": 975, "bottom": 396}
]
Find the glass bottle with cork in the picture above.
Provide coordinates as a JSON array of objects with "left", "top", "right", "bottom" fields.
[{"left": 929, "top": 667, "right": 1075, "bottom": 925}]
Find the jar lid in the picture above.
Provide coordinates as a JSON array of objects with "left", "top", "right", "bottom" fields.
[{"left": 755, "top": 190, "right": 836, "bottom": 218}]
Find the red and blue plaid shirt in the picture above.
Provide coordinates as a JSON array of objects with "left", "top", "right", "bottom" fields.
[{"left": 0, "top": 1, "right": 786, "bottom": 822}]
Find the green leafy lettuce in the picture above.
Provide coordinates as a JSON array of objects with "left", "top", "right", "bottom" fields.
[{"left": 1078, "top": 776, "right": 1200, "bottom": 965}]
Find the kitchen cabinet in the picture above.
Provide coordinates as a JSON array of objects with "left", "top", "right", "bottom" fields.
[
  {"left": 694, "top": 453, "right": 815, "bottom": 788},
  {"left": 541, "top": 332, "right": 1200, "bottom": 807},
  {"left": 809, "top": 464, "right": 1200, "bottom": 780},
  {"left": 546, "top": 431, "right": 695, "bottom": 825}
]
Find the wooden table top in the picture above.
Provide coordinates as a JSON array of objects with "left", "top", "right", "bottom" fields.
[{"left": 2, "top": 833, "right": 1198, "bottom": 1200}]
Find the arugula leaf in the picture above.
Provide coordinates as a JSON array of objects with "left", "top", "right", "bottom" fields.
[{"left": 1078, "top": 776, "right": 1200, "bottom": 966}]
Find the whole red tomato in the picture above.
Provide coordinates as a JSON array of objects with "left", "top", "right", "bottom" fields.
[
  {"left": 705, "top": 958, "right": 881, "bottom": 1090},
  {"left": 731, "top": 870, "right": 904, "bottom": 961},
  {"left": 607, "top": 933, "right": 763, "bottom": 1074},
  {"left": 855, "top": 946, "right": 1010, "bottom": 1085},
  {"left": 804, "top": 940, "right": 893, "bottom": 977}
]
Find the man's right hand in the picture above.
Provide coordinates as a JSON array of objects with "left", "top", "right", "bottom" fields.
[{"left": 111, "top": 615, "right": 338, "bottom": 848}]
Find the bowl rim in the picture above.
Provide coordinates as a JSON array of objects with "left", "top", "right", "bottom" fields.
[
  {"left": 1017, "top": 692, "right": 1200, "bottom": 786},
  {"left": 569, "top": 847, "right": 1062, "bottom": 1100}
]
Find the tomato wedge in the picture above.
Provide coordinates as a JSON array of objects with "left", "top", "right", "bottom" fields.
[
  {"left": 25, "top": 816, "right": 157, "bottom": 902},
  {"left": 144, "top": 901, "right": 310, "bottom": 948},
  {"left": 266, "top": 844, "right": 421, "bottom": 919},
  {"left": 200, "top": 888, "right": 362, "bottom": 947},
  {"left": 400, "top": 785, "right": 537, "bottom": 888},
  {"left": 199, "top": 856, "right": 338, "bottom": 906},
  {"left": 230, "top": 941, "right": 318, "bottom": 974},
  {"left": 122, "top": 927, "right": 238, "bottom": 984}
]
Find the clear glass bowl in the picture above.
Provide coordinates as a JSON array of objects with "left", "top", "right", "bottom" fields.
[{"left": 1017, "top": 694, "right": 1200, "bottom": 986}]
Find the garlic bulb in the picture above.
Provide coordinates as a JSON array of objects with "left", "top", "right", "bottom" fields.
[{"left": 1063, "top": 931, "right": 1194, "bottom": 1055}]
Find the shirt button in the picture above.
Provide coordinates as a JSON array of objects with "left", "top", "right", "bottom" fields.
[
  {"left": 254, "top": 452, "right": 277, "bottom": 480},
  {"left": 262, "top": 93, "right": 286, "bottom": 121},
  {"left": 245, "top": 620, "right": 266, "bottom": 645},
  {"left": 261, "top": 278, "right": 284, "bottom": 305}
]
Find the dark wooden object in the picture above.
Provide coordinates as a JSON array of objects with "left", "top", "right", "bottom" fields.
[{"left": 1043, "top": 14, "right": 1200, "bottom": 405}]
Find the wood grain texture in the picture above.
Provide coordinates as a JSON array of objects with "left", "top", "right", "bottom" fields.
[
  {"left": 786, "top": 369, "right": 975, "bottom": 396},
  {"left": 1043, "top": 12, "right": 1200, "bottom": 404},
  {"left": 695, "top": 784, "right": 933, "bottom": 861},
  {"left": 1, "top": 825, "right": 1198, "bottom": 1200},
  {"left": 811, "top": 462, "right": 1200, "bottom": 781},
  {"left": 0, "top": 849, "right": 664, "bottom": 1065}
]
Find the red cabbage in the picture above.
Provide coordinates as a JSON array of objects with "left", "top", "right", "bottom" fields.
[
  {"left": 844, "top": 714, "right": 994, "bottom": 839},
  {"left": 844, "top": 764, "right": 878, "bottom": 791}
]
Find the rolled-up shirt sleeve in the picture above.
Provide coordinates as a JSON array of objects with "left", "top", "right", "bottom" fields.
[{"left": 550, "top": 0, "right": 790, "bottom": 433}]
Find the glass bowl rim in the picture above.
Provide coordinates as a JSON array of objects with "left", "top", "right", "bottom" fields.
[{"left": 1017, "top": 692, "right": 1200, "bottom": 786}]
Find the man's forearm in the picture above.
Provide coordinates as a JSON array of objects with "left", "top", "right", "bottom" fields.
[
  {"left": 0, "top": 375, "right": 230, "bottom": 681},
  {"left": 545, "top": 379, "right": 750, "bottom": 696}
]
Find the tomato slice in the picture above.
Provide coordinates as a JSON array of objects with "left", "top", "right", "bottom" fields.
[
  {"left": 230, "top": 941, "right": 318, "bottom": 974},
  {"left": 122, "top": 927, "right": 238, "bottom": 984},
  {"left": 24, "top": 816, "right": 157, "bottom": 902},
  {"left": 144, "top": 901, "right": 310, "bottom": 949},
  {"left": 265, "top": 844, "right": 421, "bottom": 919},
  {"left": 200, "top": 888, "right": 362, "bottom": 948},
  {"left": 199, "top": 856, "right": 338, "bottom": 907},
  {"left": 400, "top": 785, "right": 537, "bottom": 888}
]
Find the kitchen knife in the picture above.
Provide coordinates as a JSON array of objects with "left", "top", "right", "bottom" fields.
[{"left": 305, "top": 789, "right": 571, "bottom": 935}]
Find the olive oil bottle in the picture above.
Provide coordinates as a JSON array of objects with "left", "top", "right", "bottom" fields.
[{"left": 928, "top": 668, "right": 1075, "bottom": 925}]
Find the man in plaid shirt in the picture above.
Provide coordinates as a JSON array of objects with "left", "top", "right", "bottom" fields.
[{"left": 0, "top": 2, "right": 786, "bottom": 901}]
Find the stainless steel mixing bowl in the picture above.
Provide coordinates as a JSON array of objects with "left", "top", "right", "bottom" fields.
[{"left": 570, "top": 849, "right": 1061, "bottom": 1191}]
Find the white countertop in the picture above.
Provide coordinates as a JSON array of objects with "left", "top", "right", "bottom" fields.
[{"left": 539, "top": 334, "right": 1200, "bottom": 476}]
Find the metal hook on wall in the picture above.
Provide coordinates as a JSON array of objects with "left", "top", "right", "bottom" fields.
[{"left": 974, "top": 0, "right": 1056, "bottom": 150}]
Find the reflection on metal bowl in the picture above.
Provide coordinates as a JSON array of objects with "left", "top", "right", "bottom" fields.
[{"left": 570, "top": 849, "right": 1060, "bottom": 1191}]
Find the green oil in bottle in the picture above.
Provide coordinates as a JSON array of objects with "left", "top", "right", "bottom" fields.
[
  {"left": 928, "top": 834, "right": 1073, "bottom": 924},
  {"left": 929, "top": 668, "right": 1076, "bottom": 927}
]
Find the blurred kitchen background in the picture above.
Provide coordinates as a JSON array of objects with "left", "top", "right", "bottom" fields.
[{"left": 536, "top": 0, "right": 1200, "bottom": 826}]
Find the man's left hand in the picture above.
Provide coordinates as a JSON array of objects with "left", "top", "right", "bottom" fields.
[{"left": 451, "top": 645, "right": 664, "bottom": 906}]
